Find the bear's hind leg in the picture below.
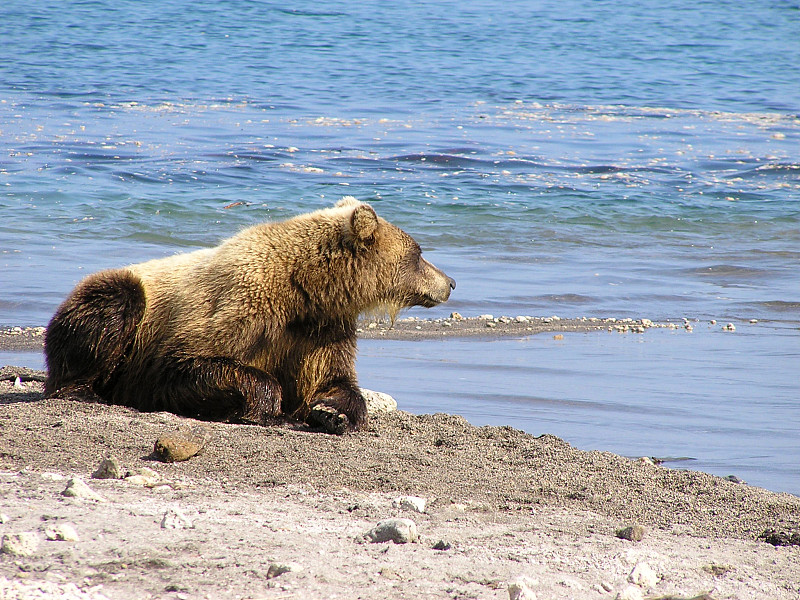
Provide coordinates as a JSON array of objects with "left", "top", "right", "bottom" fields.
[
  {"left": 44, "top": 270, "right": 146, "bottom": 400},
  {"left": 129, "top": 357, "right": 283, "bottom": 425}
]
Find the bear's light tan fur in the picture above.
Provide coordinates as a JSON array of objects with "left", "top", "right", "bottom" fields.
[{"left": 44, "top": 197, "right": 455, "bottom": 433}]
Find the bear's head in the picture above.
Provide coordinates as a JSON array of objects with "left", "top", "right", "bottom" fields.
[{"left": 324, "top": 197, "right": 455, "bottom": 320}]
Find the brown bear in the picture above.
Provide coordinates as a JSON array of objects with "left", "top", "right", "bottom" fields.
[{"left": 44, "top": 197, "right": 455, "bottom": 433}]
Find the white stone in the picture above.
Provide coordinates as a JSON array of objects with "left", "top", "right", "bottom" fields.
[
  {"left": 616, "top": 585, "right": 644, "bottom": 600},
  {"left": 508, "top": 575, "right": 538, "bottom": 600},
  {"left": 45, "top": 523, "right": 79, "bottom": 542},
  {"left": 62, "top": 477, "right": 106, "bottom": 502},
  {"left": 392, "top": 495, "right": 427, "bottom": 513},
  {"left": 41, "top": 472, "right": 65, "bottom": 481},
  {"left": 361, "top": 389, "right": 397, "bottom": 413},
  {"left": 161, "top": 507, "right": 194, "bottom": 529},
  {"left": 628, "top": 562, "right": 658, "bottom": 588},
  {"left": 364, "top": 518, "right": 418, "bottom": 544},
  {"left": 125, "top": 467, "right": 160, "bottom": 486},
  {"left": 478, "top": 314, "right": 494, "bottom": 320},
  {"left": 1, "top": 532, "right": 40, "bottom": 556}
]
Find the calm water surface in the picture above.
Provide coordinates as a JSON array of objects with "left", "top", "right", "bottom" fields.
[{"left": 1, "top": 1, "right": 798, "bottom": 494}]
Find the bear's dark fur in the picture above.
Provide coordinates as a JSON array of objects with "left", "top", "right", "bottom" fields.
[{"left": 44, "top": 198, "right": 455, "bottom": 432}]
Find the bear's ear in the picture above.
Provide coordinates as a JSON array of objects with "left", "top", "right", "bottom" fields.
[
  {"left": 336, "top": 195, "right": 361, "bottom": 208},
  {"left": 348, "top": 204, "right": 378, "bottom": 244}
]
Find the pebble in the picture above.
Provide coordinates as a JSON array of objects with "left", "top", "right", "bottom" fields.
[
  {"left": 450, "top": 312, "right": 463, "bottom": 320},
  {"left": 616, "top": 585, "right": 644, "bottom": 600},
  {"left": 44, "top": 523, "right": 79, "bottom": 542},
  {"left": 62, "top": 477, "right": 106, "bottom": 502},
  {"left": 392, "top": 495, "right": 427, "bottom": 513},
  {"left": 0, "top": 532, "right": 40, "bottom": 557},
  {"left": 362, "top": 389, "right": 398, "bottom": 414},
  {"left": 507, "top": 575, "right": 538, "bottom": 600},
  {"left": 92, "top": 457, "right": 125, "bottom": 479},
  {"left": 616, "top": 524, "right": 646, "bottom": 542},
  {"left": 432, "top": 540, "right": 451, "bottom": 551},
  {"left": 628, "top": 562, "right": 658, "bottom": 588},
  {"left": 125, "top": 467, "right": 160, "bottom": 486},
  {"left": 266, "top": 562, "right": 303, "bottom": 578},
  {"left": 154, "top": 426, "right": 212, "bottom": 463},
  {"left": 486, "top": 321, "right": 497, "bottom": 328},
  {"left": 363, "top": 518, "right": 418, "bottom": 544},
  {"left": 478, "top": 314, "right": 494, "bottom": 320},
  {"left": 723, "top": 323, "right": 736, "bottom": 331},
  {"left": 161, "top": 507, "right": 194, "bottom": 530}
]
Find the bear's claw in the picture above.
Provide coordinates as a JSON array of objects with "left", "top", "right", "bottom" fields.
[{"left": 308, "top": 404, "right": 351, "bottom": 435}]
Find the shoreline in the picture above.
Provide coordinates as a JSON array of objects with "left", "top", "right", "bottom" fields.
[{"left": 0, "top": 315, "right": 687, "bottom": 353}]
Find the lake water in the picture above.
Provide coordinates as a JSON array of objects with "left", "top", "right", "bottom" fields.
[{"left": 1, "top": 1, "right": 798, "bottom": 495}]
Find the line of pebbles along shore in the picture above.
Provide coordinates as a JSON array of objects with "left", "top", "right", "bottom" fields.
[
  {"left": 357, "top": 313, "right": 744, "bottom": 339},
  {"left": 0, "top": 315, "right": 746, "bottom": 351}
]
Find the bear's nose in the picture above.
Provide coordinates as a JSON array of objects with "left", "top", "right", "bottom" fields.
[{"left": 448, "top": 277, "right": 456, "bottom": 290}]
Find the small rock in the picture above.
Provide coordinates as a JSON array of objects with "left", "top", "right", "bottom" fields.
[
  {"left": 759, "top": 528, "right": 800, "bottom": 546},
  {"left": 616, "top": 524, "right": 646, "bottom": 542},
  {"left": 267, "top": 562, "right": 303, "bottom": 578},
  {"left": 161, "top": 507, "right": 193, "bottom": 530},
  {"left": 616, "top": 585, "right": 644, "bottom": 600},
  {"left": 723, "top": 323, "right": 736, "bottom": 331},
  {"left": 486, "top": 321, "right": 497, "bottom": 328},
  {"left": 44, "top": 523, "right": 79, "bottom": 542},
  {"left": 363, "top": 518, "right": 418, "bottom": 544},
  {"left": 0, "top": 514, "right": 9, "bottom": 524},
  {"left": 41, "top": 472, "right": 65, "bottom": 481},
  {"left": 478, "top": 314, "right": 494, "bottom": 320},
  {"left": 450, "top": 312, "right": 463, "bottom": 320},
  {"left": 508, "top": 575, "right": 538, "bottom": 600},
  {"left": 703, "top": 563, "right": 733, "bottom": 577},
  {"left": 553, "top": 334, "right": 564, "bottom": 340},
  {"left": 749, "top": 319, "right": 758, "bottom": 324},
  {"left": 92, "top": 457, "right": 125, "bottom": 479},
  {"left": 628, "top": 562, "right": 658, "bottom": 588},
  {"left": 432, "top": 540, "right": 451, "bottom": 551},
  {"left": 62, "top": 477, "right": 106, "bottom": 502},
  {"left": 154, "top": 426, "right": 212, "bottom": 463},
  {"left": 1, "top": 532, "right": 40, "bottom": 557},
  {"left": 13, "top": 377, "right": 23, "bottom": 389},
  {"left": 362, "top": 389, "right": 398, "bottom": 414},
  {"left": 125, "top": 467, "right": 160, "bottom": 486},
  {"left": 710, "top": 319, "right": 717, "bottom": 325},
  {"left": 392, "top": 495, "right": 426, "bottom": 513}
]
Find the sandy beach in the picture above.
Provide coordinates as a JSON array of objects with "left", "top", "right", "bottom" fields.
[{"left": 1, "top": 319, "right": 799, "bottom": 600}]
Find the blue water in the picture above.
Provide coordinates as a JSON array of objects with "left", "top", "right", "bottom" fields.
[{"left": 1, "top": 1, "right": 798, "bottom": 494}]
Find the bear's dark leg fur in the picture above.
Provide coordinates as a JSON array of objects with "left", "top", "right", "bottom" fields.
[
  {"left": 44, "top": 270, "right": 146, "bottom": 400},
  {"left": 45, "top": 269, "right": 283, "bottom": 425},
  {"left": 120, "top": 357, "right": 283, "bottom": 425}
]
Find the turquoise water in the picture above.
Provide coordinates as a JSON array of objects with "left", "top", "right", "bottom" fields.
[{"left": 1, "top": 1, "right": 798, "bottom": 494}]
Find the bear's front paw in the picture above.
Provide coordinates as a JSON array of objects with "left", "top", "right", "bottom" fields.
[{"left": 308, "top": 404, "right": 351, "bottom": 435}]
